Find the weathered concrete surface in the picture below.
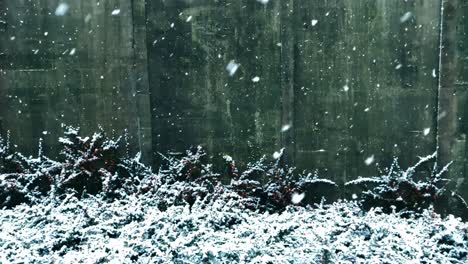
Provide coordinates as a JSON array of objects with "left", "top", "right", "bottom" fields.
[
  {"left": 291, "top": 0, "right": 439, "bottom": 184},
  {"left": 147, "top": 0, "right": 285, "bottom": 168},
  {"left": 147, "top": 0, "right": 439, "bottom": 184},
  {"left": 1, "top": 0, "right": 466, "bottom": 198},
  {"left": 0, "top": 0, "right": 152, "bottom": 162},
  {"left": 437, "top": 0, "right": 468, "bottom": 199}
]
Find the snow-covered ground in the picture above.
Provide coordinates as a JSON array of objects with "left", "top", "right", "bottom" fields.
[{"left": 1, "top": 192, "right": 467, "bottom": 263}]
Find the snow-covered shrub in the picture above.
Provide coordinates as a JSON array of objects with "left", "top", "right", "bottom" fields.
[
  {"left": 222, "top": 154, "right": 239, "bottom": 180},
  {"left": 151, "top": 146, "right": 221, "bottom": 210},
  {"left": 0, "top": 134, "right": 61, "bottom": 208},
  {"left": 56, "top": 126, "right": 149, "bottom": 199},
  {"left": 230, "top": 149, "right": 338, "bottom": 212},
  {"left": 110, "top": 152, "right": 153, "bottom": 197},
  {"left": 0, "top": 127, "right": 154, "bottom": 207},
  {"left": 1, "top": 127, "right": 466, "bottom": 221},
  {"left": 346, "top": 152, "right": 468, "bottom": 218},
  {"left": 57, "top": 126, "right": 121, "bottom": 195},
  {"left": 0, "top": 132, "right": 31, "bottom": 174},
  {"left": 0, "top": 173, "right": 28, "bottom": 208},
  {"left": 157, "top": 146, "right": 217, "bottom": 184},
  {"left": 295, "top": 172, "right": 339, "bottom": 205}
]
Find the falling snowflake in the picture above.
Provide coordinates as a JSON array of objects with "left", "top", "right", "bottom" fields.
[
  {"left": 226, "top": 61, "right": 240, "bottom": 77},
  {"left": 85, "top": 14, "right": 92, "bottom": 23},
  {"left": 69, "top": 48, "right": 76, "bottom": 55},
  {"left": 291, "top": 193, "right": 305, "bottom": 204},
  {"left": 186, "top": 16, "right": 192, "bottom": 22},
  {"left": 423, "top": 128, "right": 430, "bottom": 136},
  {"left": 55, "top": 3, "right": 70, "bottom": 16},
  {"left": 343, "top": 84, "right": 349, "bottom": 92},
  {"left": 312, "top": 149, "right": 326, "bottom": 153},
  {"left": 256, "top": 0, "right": 269, "bottom": 4},
  {"left": 311, "top": 19, "right": 318, "bottom": 26},
  {"left": 252, "top": 76, "right": 260, "bottom": 83},
  {"left": 273, "top": 150, "right": 282, "bottom": 159},
  {"left": 364, "top": 155, "right": 375, "bottom": 166},
  {"left": 400, "top": 12, "right": 413, "bottom": 23},
  {"left": 281, "top": 124, "right": 292, "bottom": 132},
  {"left": 111, "top": 9, "right": 121, "bottom": 16}
]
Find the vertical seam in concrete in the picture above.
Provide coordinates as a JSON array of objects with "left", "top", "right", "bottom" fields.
[
  {"left": 130, "top": 0, "right": 141, "bottom": 154},
  {"left": 131, "top": 0, "right": 153, "bottom": 163},
  {"left": 435, "top": 0, "right": 445, "bottom": 164},
  {"left": 279, "top": 0, "right": 297, "bottom": 165}
]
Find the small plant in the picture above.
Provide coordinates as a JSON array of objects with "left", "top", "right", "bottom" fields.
[
  {"left": 154, "top": 146, "right": 220, "bottom": 209},
  {"left": 0, "top": 134, "right": 60, "bottom": 208},
  {"left": 0, "top": 173, "right": 29, "bottom": 208},
  {"left": 57, "top": 126, "right": 123, "bottom": 195},
  {"left": 56, "top": 126, "right": 151, "bottom": 199},
  {"left": 158, "top": 146, "right": 218, "bottom": 184},
  {"left": 0, "top": 132, "right": 31, "bottom": 174},
  {"left": 230, "top": 149, "right": 338, "bottom": 212},
  {"left": 345, "top": 152, "right": 468, "bottom": 218}
]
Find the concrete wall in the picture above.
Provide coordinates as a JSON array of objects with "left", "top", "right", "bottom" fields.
[
  {"left": 0, "top": 0, "right": 467, "bottom": 197},
  {"left": 438, "top": 0, "right": 468, "bottom": 194},
  {"left": 146, "top": 0, "right": 440, "bottom": 183},
  {"left": 0, "top": 0, "right": 152, "bottom": 161}
]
